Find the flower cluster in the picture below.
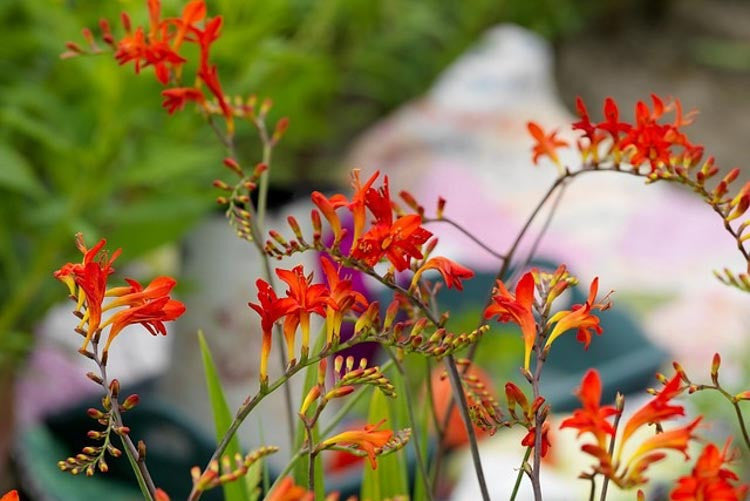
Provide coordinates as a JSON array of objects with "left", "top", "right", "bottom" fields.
[
  {"left": 484, "top": 266, "right": 610, "bottom": 370},
  {"left": 318, "top": 420, "right": 409, "bottom": 471},
  {"left": 53, "top": 233, "right": 185, "bottom": 359},
  {"left": 562, "top": 369, "right": 701, "bottom": 488},
  {"left": 63, "top": 0, "right": 235, "bottom": 130}
]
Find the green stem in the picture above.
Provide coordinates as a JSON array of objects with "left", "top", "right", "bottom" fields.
[
  {"left": 509, "top": 447, "right": 532, "bottom": 501},
  {"left": 386, "top": 349, "right": 434, "bottom": 501},
  {"left": 121, "top": 437, "right": 154, "bottom": 501}
]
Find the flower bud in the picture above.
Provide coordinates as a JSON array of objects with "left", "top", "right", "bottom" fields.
[
  {"left": 87, "top": 408, "right": 105, "bottom": 420},
  {"left": 711, "top": 352, "right": 721, "bottom": 385},
  {"left": 300, "top": 386, "right": 321, "bottom": 415},
  {"left": 325, "top": 386, "right": 355, "bottom": 400},
  {"left": 436, "top": 197, "right": 446, "bottom": 219},
  {"left": 121, "top": 394, "right": 140, "bottom": 411}
]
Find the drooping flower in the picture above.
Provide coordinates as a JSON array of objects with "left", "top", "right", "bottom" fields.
[
  {"left": 527, "top": 122, "right": 569, "bottom": 171},
  {"left": 161, "top": 87, "right": 205, "bottom": 114},
  {"left": 560, "top": 369, "right": 619, "bottom": 449},
  {"left": 483, "top": 272, "right": 537, "bottom": 370},
  {"left": 248, "top": 279, "right": 296, "bottom": 382},
  {"left": 411, "top": 256, "right": 475, "bottom": 291},
  {"left": 320, "top": 420, "right": 394, "bottom": 470},
  {"left": 521, "top": 423, "right": 551, "bottom": 458},
  {"left": 276, "top": 266, "right": 330, "bottom": 362},
  {"left": 99, "top": 277, "right": 186, "bottom": 355},
  {"left": 320, "top": 256, "right": 368, "bottom": 345},
  {"left": 545, "top": 277, "right": 611, "bottom": 351},
  {"left": 53, "top": 234, "right": 121, "bottom": 353},
  {"left": 671, "top": 441, "right": 749, "bottom": 501}
]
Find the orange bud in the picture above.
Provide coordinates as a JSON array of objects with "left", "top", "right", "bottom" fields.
[
  {"left": 325, "top": 386, "right": 355, "bottom": 400},
  {"left": 300, "top": 386, "right": 321, "bottom": 414},
  {"left": 121, "top": 394, "right": 140, "bottom": 411},
  {"left": 734, "top": 391, "right": 750, "bottom": 402},
  {"left": 505, "top": 382, "right": 530, "bottom": 417},
  {"left": 273, "top": 117, "right": 289, "bottom": 143},
  {"left": 711, "top": 352, "right": 721, "bottom": 385}
]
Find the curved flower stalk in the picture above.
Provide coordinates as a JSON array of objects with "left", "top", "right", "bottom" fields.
[{"left": 562, "top": 369, "right": 702, "bottom": 492}]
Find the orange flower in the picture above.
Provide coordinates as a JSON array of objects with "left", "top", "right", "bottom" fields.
[
  {"left": 350, "top": 176, "right": 432, "bottom": 271},
  {"left": 671, "top": 441, "right": 748, "bottom": 501},
  {"left": 545, "top": 277, "right": 611, "bottom": 350},
  {"left": 99, "top": 276, "right": 185, "bottom": 355},
  {"left": 618, "top": 373, "right": 685, "bottom": 451},
  {"left": 320, "top": 420, "right": 393, "bottom": 470},
  {"left": 53, "top": 234, "right": 121, "bottom": 353},
  {"left": 559, "top": 369, "right": 619, "bottom": 448},
  {"left": 0, "top": 491, "right": 18, "bottom": 501},
  {"left": 267, "top": 477, "right": 314, "bottom": 501},
  {"left": 411, "top": 256, "right": 475, "bottom": 291},
  {"left": 596, "top": 97, "right": 631, "bottom": 144},
  {"left": 527, "top": 121, "right": 568, "bottom": 171},
  {"left": 276, "top": 266, "right": 330, "bottom": 362},
  {"left": 248, "top": 279, "right": 296, "bottom": 382},
  {"left": 320, "top": 256, "right": 368, "bottom": 344},
  {"left": 161, "top": 87, "right": 205, "bottom": 114},
  {"left": 521, "top": 423, "right": 551, "bottom": 458},
  {"left": 483, "top": 272, "right": 537, "bottom": 370},
  {"left": 311, "top": 192, "right": 343, "bottom": 243}
]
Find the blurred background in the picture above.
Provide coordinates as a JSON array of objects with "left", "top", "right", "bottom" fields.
[{"left": 2, "top": 0, "right": 750, "bottom": 499}]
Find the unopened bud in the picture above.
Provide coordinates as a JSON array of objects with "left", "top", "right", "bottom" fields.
[
  {"left": 318, "top": 359, "right": 327, "bottom": 385},
  {"left": 213, "top": 179, "right": 231, "bottom": 191},
  {"left": 272, "top": 117, "right": 289, "bottom": 143},
  {"left": 325, "top": 386, "right": 355, "bottom": 400},
  {"left": 287, "top": 216, "right": 304, "bottom": 241},
  {"left": 223, "top": 157, "right": 242, "bottom": 175},
  {"left": 121, "top": 394, "right": 140, "bottom": 411},
  {"left": 260, "top": 97, "right": 272, "bottom": 116},
  {"left": 436, "top": 197, "right": 446, "bottom": 219},
  {"left": 711, "top": 353, "right": 721, "bottom": 385},
  {"left": 87, "top": 408, "right": 105, "bottom": 420},
  {"left": 252, "top": 163, "right": 268, "bottom": 179},
  {"left": 137, "top": 440, "right": 147, "bottom": 459},
  {"left": 300, "top": 386, "right": 321, "bottom": 415},
  {"left": 334, "top": 355, "right": 343, "bottom": 374},
  {"left": 672, "top": 362, "right": 688, "bottom": 383},
  {"left": 615, "top": 392, "right": 625, "bottom": 411},
  {"left": 734, "top": 391, "right": 750, "bottom": 402},
  {"left": 86, "top": 372, "right": 103, "bottom": 385}
]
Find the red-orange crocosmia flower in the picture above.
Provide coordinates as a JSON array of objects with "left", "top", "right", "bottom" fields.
[
  {"left": 248, "top": 279, "right": 295, "bottom": 382},
  {"left": 320, "top": 256, "right": 368, "bottom": 344},
  {"left": 527, "top": 121, "right": 569, "bottom": 170},
  {"left": 168, "top": 0, "right": 206, "bottom": 50},
  {"left": 0, "top": 491, "right": 18, "bottom": 501},
  {"left": 671, "top": 441, "right": 749, "bottom": 501},
  {"left": 411, "top": 256, "right": 475, "bottom": 291},
  {"left": 483, "top": 272, "right": 537, "bottom": 370},
  {"left": 161, "top": 87, "right": 205, "bottom": 114},
  {"left": 618, "top": 373, "right": 685, "bottom": 450},
  {"left": 521, "top": 423, "right": 551, "bottom": 458},
  {"left": 100, "top": 278, "right": 186, "bottom": 355},
  {"left": 597, "top": 97, "right": 631, "bottom": 144},
  {"left": 320, "top": 420, "right": 393, "bottom": 470},
  {"left": 351, "top": 176, "right": 432, "bottom": 271},
  {"left": 311, "top": 192, "right": 344, "bottom": 243},
  {"left": 54, "top": 235, "right": 121, "bottom": 353},
  {"left": 560, "top": 369, "right": 619, "bottom": 449},
  {"left": 545, "top": 277, "right": 611, "bottom": 351},
  {"left": 267, "top": 477, "right": 314, "bottom": 501},
  {"left": 276, "top": 266, "right": 330, "bottom": 362}
]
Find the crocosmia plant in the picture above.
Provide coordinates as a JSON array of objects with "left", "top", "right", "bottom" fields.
[{"left": 44, "top": 1, "right": 750, "bottom": 500}]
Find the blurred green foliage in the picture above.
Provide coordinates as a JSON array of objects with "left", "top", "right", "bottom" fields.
[{"left": 0, "top": 0, "right": 625, "bottom": 365}]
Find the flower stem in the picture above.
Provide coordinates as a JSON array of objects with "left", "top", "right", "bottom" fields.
[
  {"left": 509, "top": 446, "right": 532, "bottom": 501},
  {"left": 599, "top": 405, "right": 622, "bottom": 501},
  {"left": 445, "top": 355, "right": 490, "bottom": 501},
  {"left": 386, "top": 349, "right": 433, "bottom": 501}
]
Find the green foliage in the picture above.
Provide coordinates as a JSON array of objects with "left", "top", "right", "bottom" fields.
[
  {"left": 198, "top": 330, "right": 253, "bottom": 501},
  {"left": 0, "top": 0, "right": 625, "bottom": 365}
]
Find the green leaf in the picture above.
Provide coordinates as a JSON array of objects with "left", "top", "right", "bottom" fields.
[
  {"left": 0, "top": 144, "right": 44, "bottom": 197},
  {"left": 197, "top": 330, "right": 250, "bottom": 501},
  {"left": 361, "top": 388, "right": 408, "bottom": 500}
]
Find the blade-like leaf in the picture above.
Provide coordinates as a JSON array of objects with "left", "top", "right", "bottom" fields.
[{"left": 198, "top": 330, "right": 251, "bottom": 501}]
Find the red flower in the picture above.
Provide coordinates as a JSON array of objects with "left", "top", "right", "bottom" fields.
[
  {"left": 596, "top": 97, "right": 631, "bottom": 143},
  {"left": 276, "top": 266, "right": 330, "bottom": 363},
  {"left": 671, "top": 441, "right": 748, "bottom": 501},
  {"left": 161, "top": 87, "right": 205, "bottom": 114},
  {"left": 54, "top": 234, "right": 121, "bottom": 353},
  {"left": 559, "top": 369, "right": 619, "bottom": 448},
  {"left": 527, "top": 121, "right": 569, "bottom": 170},
  {"left": 101, "top": 295, "right": 185, "bottom": 354},
  {"left": 619, "top": 373, "right": 685, "bottom": 449},
  {"left": 320, "top": 256, "right": 368, "bottom": 344},
  {"left": 267, "top": 477, "right": 314, "bottom": 501},
  {"left": 248, "top": 279, "right": 296, "bottom": 382},
  {"left": 0, "top": 490, "right": 18, "bottom": 501},
  {"left": 483, "top": 272, "right": 537, "bottom": 370},
  {"left": 411, "top": 256, "right": 475, "bottom": 291},
  {"left": 545, "top": 277, "right": 611, "bottom": 350},
  {"left": 320, "top": 420, "right": 393, "bottom": 470},
  {"left": 350, "top": 176, "right": 432, "bottom": 271},
  {"left": 521, "top": 423, "right": 551, "bottom": 458}
]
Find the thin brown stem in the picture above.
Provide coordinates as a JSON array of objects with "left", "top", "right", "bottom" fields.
[
  {"left": 599, "top": 403, "right": 622, "bottom": 501},
  {"left": 92, "top": 340, "right": 156, "bottom": 499},
  {"left": 445, "top": 355, "right": 490, "bottom": 501},
  {"left": 423, "top": 216, "right": 506, "bottom": 260}
]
